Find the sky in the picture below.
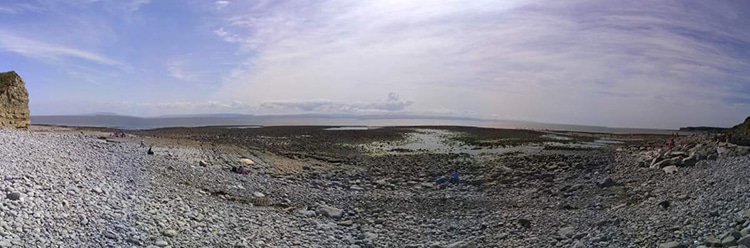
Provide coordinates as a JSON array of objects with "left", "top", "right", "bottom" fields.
[{"left": 1, "top": 0, "right": 750, "bottom": 129}]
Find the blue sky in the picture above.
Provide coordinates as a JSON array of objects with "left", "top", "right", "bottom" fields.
[{"left": 1, "top": 0, "right": 749, "bottom": 129}]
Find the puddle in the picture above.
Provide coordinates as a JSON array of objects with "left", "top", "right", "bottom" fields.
[
  {"left": 325, "top": 126, "right": 371, "bottom": 131},
  {"left": 366, "top": 129, "right": 626, "bottom": 156},
  {"left": 541, "top": 134, "right": 573, "bottom": 141},
  {"left": 225, "top": 125, "right": 263, "bottom": 129},
  {"left": 367, "top": 129, "right": 542, "bottom": 155}
]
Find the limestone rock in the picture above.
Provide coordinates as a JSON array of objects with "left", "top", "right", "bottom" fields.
[
  {"left": 738, "top": 235, "right": 750, "bottom": 247},
  {"left": 316, "top": 205, "right": 344, "bottom": 219},
  {"left": 663, "top": 165, "right": 678, "bottom": 175},
  {"left": 659, "top": 241, "right": 686, "bottom": 248},
  {"left": 558, "top": 226, "right": 575, "bottom": 238},
  {"left": 0, "top": 71, "right": 30, "bottom": 129},
  {"left": 239, "top": 158, "right": 255, "bottom": 165}
]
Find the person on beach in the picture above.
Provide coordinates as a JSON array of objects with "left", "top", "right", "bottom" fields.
[{"left": 449, "top": 170, "right": 459, "bottom": 184}]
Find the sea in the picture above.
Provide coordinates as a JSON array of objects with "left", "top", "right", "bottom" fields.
[{"left": 30, "top": 115, "right": 686, "bottom": 135}]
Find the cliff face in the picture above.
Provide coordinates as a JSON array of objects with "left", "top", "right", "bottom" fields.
[
  {"left": 0, "top": 71, "right": 30, "bottom": 128},
  {"left": 727, "top": 116, "right": 750, "bottom": 145}
]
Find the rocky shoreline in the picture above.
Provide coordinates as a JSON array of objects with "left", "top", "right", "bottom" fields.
[{"left": 0, "top": 126, "right": 748, "bottom": 247}]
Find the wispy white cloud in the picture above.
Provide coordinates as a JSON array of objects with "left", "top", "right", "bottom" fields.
[
  {"left": 0, "top": 6, "right": 17, "bottom": 14},
  {"left": 215, "top": 1, "right": 230, "bottom": 10},
  {"left": 0, "top": 30, "right": 121, "bottom": 66},
  {"left": 122, "top": 0, "right": 150, "bottom": 12},
  {"left": 206, "top": 0, "right": 750, "bottom": 128},
  {"left": 261, "top": 93, "right": 414, "bottom": 113}
]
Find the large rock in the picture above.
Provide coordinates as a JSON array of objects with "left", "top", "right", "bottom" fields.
[
  {"left": 738, "top": 235, "right": 750, "bottom": 247},
  {"left": 663, "top": 165, "right": 678, "bottom": 175},
  {"left": 558, "top": 226, "right": 575, "bottom": 238},
  {"left": 659, "top": 241, "right": 687, "bottom": 248},
  {"left": 0, "top": 71, "right": 30, "bottom": 128},
  {"left": 445, "top": 241, "right": 477, "bottom": 248},
  {"left": 316, "top": 205, "right": 344, "bottom": 219}
]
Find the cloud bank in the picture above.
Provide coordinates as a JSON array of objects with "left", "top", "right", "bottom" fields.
[{"left": 4, "top": 0, "right": 750, "bottom": 128}]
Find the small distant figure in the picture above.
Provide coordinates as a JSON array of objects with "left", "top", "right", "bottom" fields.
[
  {"left": 140, "top": 140, "right": 145, "bottom": 147},
  {"left": 449, "top": 170, "right": 459, "bottom": 184},
  {"left": 147, "top": 146, "right": 154, "bottom": 155},
  {"left": 667, "top": 139, "right": 675, "bottom": 149}
]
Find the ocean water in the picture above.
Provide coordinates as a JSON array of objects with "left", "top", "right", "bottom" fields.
[{"left": 31, "top": 115, "right": 682, "bottom": 134}]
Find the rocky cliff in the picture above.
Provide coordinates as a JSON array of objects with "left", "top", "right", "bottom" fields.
[
  {"left": 727, "top": 116, "right": 750, "bottom": 145},
  {"left": 0, "top": 71, "right": 30, "bottom": 128}
]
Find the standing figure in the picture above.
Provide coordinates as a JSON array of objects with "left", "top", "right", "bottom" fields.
[{"left": 449, "top": 170, "right": 459, "bottom": 184}]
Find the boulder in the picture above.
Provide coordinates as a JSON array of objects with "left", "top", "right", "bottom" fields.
[
  {"left": 659, "top": 241, "right": 687, "bottom": 248},
  {"left": 558, "top": 226, "right": 575, "bottom": 238},
  {"left": 0, "top": 71, "right": 30, "bottom": 129},
  {"left": 445, "top": 241, "right": 477, "bottom": 248},
  {"left": 652, "top": 158, "right": 672, "bottom": 168},
  {"left": 682, "top": 156, "right": 698, "bottom": 167},
  {"left": 723, "top": 235, "right": 738, "bottom": 246},
  {"left": 6, "top": 192, "right": 20, "bottom": 201},
  {"left": 738, "top": 235, "right": 750, "bottom": 247},
  {"left": 316, "top": 205, "right": 344, "bottom": 219},
  {"left": 239, "top": 158, "right": 255, "bottom": 165},
  {"left": 704, "top": 236, "right": 722, "bottom": 247},
  {"left": 517, "top": 218, "right": 531, "bottom": 228},
  {"left": 598, "top": 177, "right": 617, "bottom": 188},
  {"left": 663, "top": 165, "right": 678, "bottom": 175}
]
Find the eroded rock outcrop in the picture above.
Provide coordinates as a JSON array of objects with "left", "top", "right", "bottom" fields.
[
  {"left": 0, "top": 71, "right": 30, "bottom": 128},
  {"left": 729, "top": 116, "right": 750, "bottom": 145}
]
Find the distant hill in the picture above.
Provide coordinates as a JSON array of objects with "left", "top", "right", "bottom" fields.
[
  {"left": 157, "top": 113, "right": 254, "bottom": 118},
  {"left": 678, "top": 126, "right": 727, "bottom": 132}
]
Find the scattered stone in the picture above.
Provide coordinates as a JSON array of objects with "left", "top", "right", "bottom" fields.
[
  {"left": 154, "top": 239, "right": 169, "bottom": 247},
  {"left": 558, "top": 226, "right": 575, "bottom": 238},
  {"left": 6, "top": 192, "right": 20, "bottom": 201},
  {"left": 102, "top": 230, "right": 118, "bottom": 240},
  {"left": 337, "top": 220, "right": 353, "bottom": 226},
  {"left": 161, "top": 229, "right": 178, "bottom": 237},
  {"left": 572, "top": 240, "right": 585, "bottom": 248},
  {"left": 445, "top": 240, "right": 477, "bottom": 248},
  {"left": 363, "top": 232, "right": 378, "bottom": 240},
  {"left": 239, "top": 158, "right": 255, "bottom": 165},
  {"left": 199, "top": 160, "right": 208, "bottom": 166},
  {"left": 738, "top": 235, "right": 750, "bottom": 247},
  {"left": 252, "top": 191, "right": 265, "bottom": 198},
  {"left": 517, "top": 218, "right": 531, "bottom": 228},
  {"left": 598, "top": 177, "right": 617, "bottom": 188},
  {"left": 420, "top": 182, "right": 434, "bottom": 189},
  {"left": 316, "top": 205, "right": 344, "bottom": 219},
  {"left": 659, "top": 241, "right": 686, "bottom": 248},
  {"left": 658, "top": 200, "right": 670, "bottom": 209},
  {"left": 704, "top": 236, "right": 722, "bottom": 247},
  {"left": 663, "top": 165, "right": 678, "bottom": 174},
  {"left": 682, "top": 156, "right": 698, "bottom": 166},
  {"left": 147, "top": 146, "right": 154, "bottom": 155},
  {"left": 231, "top": 166, "right": 250, "bottom": 174},
  {"left": 722, "top": 235, "right": 737, "bottom": 246},
  {"left": 92, "top": 187, "right": 104, "bottom": 194},
  {"left": 298, "top": 209, "right": 316, "bottom": 217}
]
